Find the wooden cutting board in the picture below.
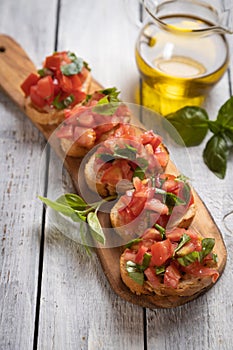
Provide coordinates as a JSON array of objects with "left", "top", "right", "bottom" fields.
[{"left": 0, "top": 34, "right": 227, "bottom": 309}]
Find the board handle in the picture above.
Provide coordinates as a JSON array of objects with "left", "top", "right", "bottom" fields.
[{"left": 0, "top": 34, "right": 36, "bottom": 110}]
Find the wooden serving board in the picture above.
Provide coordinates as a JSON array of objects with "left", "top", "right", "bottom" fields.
[{"left": 0, "top": 34, "right": 227, "bottom": 309}]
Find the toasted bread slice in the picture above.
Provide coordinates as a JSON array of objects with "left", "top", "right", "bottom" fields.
[
  {"left": 120, "top": 226, "right": 219, "bottom": 297},
  {"left": 120, "top": 252, "right": 217, "bottom": 297},
  {"left": 24, "top": 71, "right": 91, "bottom": 125},
  {"left": 110, "top": 186, "right": 196, "bottom": 241},
  {"left": 84, "top": 140, "right": 169, "bottom": 197}
]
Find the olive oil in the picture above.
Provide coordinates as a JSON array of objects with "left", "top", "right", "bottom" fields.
[{"left": 135, "top": 16, "right": 229, "bottom": 115}]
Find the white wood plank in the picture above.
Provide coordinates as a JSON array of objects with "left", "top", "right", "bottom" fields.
[
  {"left": 38, "top": 150, "right": 144, "bottom": 350},
  {"left": 57, "top": 0, "right": 139, "bottom": 103},
  {"left": 145, "top": 32, "right": 233, "bottom": 350},
  {"left": 37, "top": 1, "right": 145, "bottom": 349},
  {"left": 0, "top": 0, "right": 58, "bottom": 348}
]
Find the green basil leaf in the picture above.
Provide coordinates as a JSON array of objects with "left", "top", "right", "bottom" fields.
[
  {"left": 155, "top": 266, "right": 166, "bottom": 275},
  {"left": 136, "top": 157, "right": 149, "bottom": 169},
  {"left": 174, "top": 233, "right": 191, "bottom": 254},
  {"left": 133, "top": 166, "right": 145, "bottom": 180},
  {"left": 56, "top": 194, "right": 87, "bottom": 210},
  {"left": 166, "top": 106, "right": 209, "bottom": 146},
  {"left": 92, "top": 102, "right": 119, "bottom": 116},
  {"left": 39, "top": 196, "right": 84, "bottom": 222},
  {"left": 177, "top": 251, "right": 200, "bottom": 266},
  {"left": 140, "top": 253, "right": 152, "bottom": 271},
  {"left": 87, "top": 212, "right": 106, "bottom": 245},
  {"left": 96, "top": 153, "right": 114, "bottom": 163},
  {"left": 52, "top": 94, "right": 74, "bottom": 110},
  {"left": 61, "top": 56, "right": 84, "bottom": 76},
  {"left": 80, "top": 221, "right": 92, "bottom": 256},
  {"left": 199, "top": 238, "right": 215, "bottom": 261},
  {"left": 124, "top": 238, "right": 142, "bottom": 249},
  {"left": 113, "top": 144, "right": 137, "bottom": 160},
  {"left": 100, "top": 87, "right": 121, "bottom": 102},
  {"left": 154, "top": 224, "right": 166, "bottom": 239},
  {"left": 216, "top": 96, "right": 233, "bottom": 128},
  {"left": 203, "top": 134, "right": 229, "bottom": 179},
  {"left": 126, "top": 261, "right": 144, "bottom": 285}
]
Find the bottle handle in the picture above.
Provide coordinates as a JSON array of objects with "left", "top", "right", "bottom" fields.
[{"left": 124, "top": 0, "right": 145, "bottom": 29}]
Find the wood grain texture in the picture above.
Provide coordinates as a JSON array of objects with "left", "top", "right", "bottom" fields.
[
  {"left": 0, "top": 0, "right": 233, "bottom": 348},
  {"left": 0, "top": 0, "right": 57, "bottom": 348}
]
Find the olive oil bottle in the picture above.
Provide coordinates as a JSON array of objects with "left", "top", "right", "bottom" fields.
[{"left": 135, "top": 16, "right": 229, "bottom": 115}]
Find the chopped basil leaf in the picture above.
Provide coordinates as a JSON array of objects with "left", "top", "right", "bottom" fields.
[
  {"left": 174, "top": 233, "right": 191, "bottom": 254},
  {"left": 155, "top": 188, "right": 186, "bottom": 207},
  {"left": 113, "top": 144, "right": 137, "bottom": 160},
  {"left": 92, "top": 102, "right": 119, "bottom": 116},
  {"left": 177, "top": 251, "right": 200, "bottom": 266},
  {"left": 37, "top": 68, "right": 52, "bottom": 77},
  {"left": 61, "top": 54, "right": 84, "bottom": 76},
  {"left": 100, "top": 87, "right": 120, "bottom": 102},
  {"left": 154, "top": 224, "right": 166, "bottom": 239},
  {"left": 212, "top": 253, "right": 218, "bottom": 263},
  {"left": 199, "top": 238, "right": 215, "bottom": 261},
  {"left": 133, "top": 166, "right": 145, "bottom": 180},
  {"left": 124, "top": 238, "right": 142, "bottom": 249},
  {"left": 126, "top": 261, "right": 144, "bottom": 285},
  {"left": 155, "top": 266, "right": 166, "bottom": 275},
  {"left": 95, "top": 153, "right": 114, "bottom": 163},
  {"left": 141, "top": 253, "right": 151, "bottom": 271},
  {"left": 52, "top": 94, "right": 74, "bottom": 110}
]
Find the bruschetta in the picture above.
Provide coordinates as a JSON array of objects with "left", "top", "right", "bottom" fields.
[
  {"left": 20, "top": 51, "right": 91, "bottom": 125},
  {"left": 56, "top": 88, "right": 132, "bottom": 157},
  {"left": 84, "top": 124, "right": 169, "bottom": 197},
  {"left": 120, "top": 226, "right": 219, "bottom": 297},
  {"left": 110, "top": 175, "right": 196, "bottom": 241}
]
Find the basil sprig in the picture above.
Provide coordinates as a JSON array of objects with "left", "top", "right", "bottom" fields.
[
  {"left": 52, "top": 94, "right": 74, "bottom": 110},
  {"left": 165, "top": 96, "right": 233, "bottom": 179},
  {"left": 39, "top": 193, "right": 116, "bottom": 245}
]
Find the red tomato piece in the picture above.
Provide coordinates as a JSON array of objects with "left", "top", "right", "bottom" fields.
[
  {"left": 135, "top": 245, "right": 148, "bottom": 264},
  {"left": 144, "top": 267, "right": 160, "bottom": 288},
  {"left": 21, "top": 73, "right": 40, "bottom": 96},
  {"left": 101, "top": 165, "right": 124, "bottom": 186},
  {"left": 56, "top": 124, "right": 73, "bottom": 139},
  {"left": 36, "top": 76, "right": 54, "bottom": 100},
  {"left": 182, "top": 262, "right": 219, "bottom": 283},
  {"left": 70, "top": 75, "right": 82, "bottom": 90},
  {"left": 29, "top": 85, "right": 46, "bottom": 108},
  {"left": 164, "top": 263, "right": 181, "bottom": 288},
  {"left": 44, "top": 55, "right": 61, "bottom": 71},
  {"left": 142, "top": 228, "right": 162, "bottom": 241},
  {"left": 58, "top": 74, "right": 73, "bottom": 93},
  {"left": 150, "top": 239, "right": 174, "bottom": 266},
  {"left": 72, "top": 90, "right": 86, "bottom": 106},
  {"left": 124, "top": 249, "right": 137, "bottom": 263}
]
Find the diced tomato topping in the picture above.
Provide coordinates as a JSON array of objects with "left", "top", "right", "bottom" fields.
[
  {"left": 182, "top": 261, "right": 219, "bottom": 283},
  {"left": 142, "top": 228, "right": 162, "bottom": 241},
  {"left": 70, "top": 74, "right": 82, "bottom": 90},
  {"left": 166, "top": 227, "right": 187, "bottom": 241},
  {"left": 36, "top": 76, "right": 54, "bottom": 100},
  {"left": 124, "top": 249, "right": 137, "bottom": 263},
  {"left": 44, "top": 55, "right": 61, "bottom": 71},
  {"left": 150, "top": 239, "right": 174, "bottom": 266},
  {"left": 71, "top": 90, "right": 86, "bottom": 106},
  {"left": 144, "top": 198, "right": 168, "bottom": 215},
  {"left": 144, "top": 267, "right": 160, "bottom": 288},
  {"left": 29, "top": 85, "right": 47, "bottom": 108},
  {"left": 20, "top": 73, "right": 40, "bottom": 96},
  {"left": 164, "top": 263, "right": 181, "bottom": 288},
  {"left": 135, "top": 245, "right": 148, "bottom": 264},
  {"left": 56, "top": 124, "right": 73, "bottom": 139}
]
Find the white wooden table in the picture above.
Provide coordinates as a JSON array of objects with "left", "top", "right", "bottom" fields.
[{"left": 0, "top": 1, "right": 233, "bottom": 349}]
